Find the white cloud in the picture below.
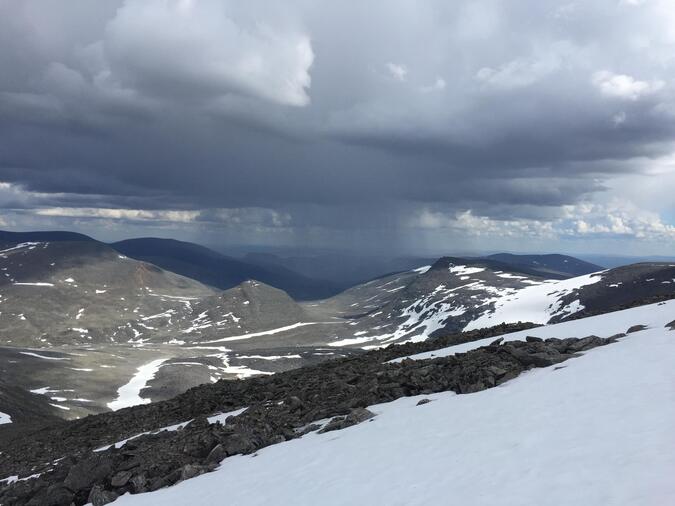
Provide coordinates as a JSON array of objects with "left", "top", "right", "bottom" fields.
[
  {"left": 31, "top": 206, "right": 292, "bottom": 228},
  {"left": 20, "top": 0, "right": 314, "bottom": 109},
  {"left": 420, "top": 77, "right": 446, "bottom": 93},
  {"left": 475, "top": 46, "right": 569, "bottom": 90},
  {"left": 561, "top": 201, "right": 675, "bottom": 239},
  {"left": 409, "top": 200, "right": 675, "bottom": 243},
  {"left": 412, "top": 209, "right": 556, "bottom": 239},
  {"left": 592, "top": 71, "right": 665, "bottom": 100},
  {"left": 35, "top": 207, "right": 200, "bottom": 222},
  {"left": 103, "top": 0, "right": 314, "bottom": 107},
  {"left": 385, "top": 63, "right": 408, "bottom": 82}
]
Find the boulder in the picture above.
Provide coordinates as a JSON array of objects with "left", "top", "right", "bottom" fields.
[
  {"left": 205, "top": 443, "right": 226, "bottom": 464},
  {"left": 64, "top": 456, "right": 113, "bottom": 493},
  {"left": 35, "top": 484, "right": 73, "bottom": 506},
  {"left": 627, "top": 324, "right": 647, "bottom": 333},
  {"left": 566, "top": 335, "right": 603, "bottom": 353},
  {"left": 179, "top": 464, "right": 209, "bottom": 482},
  {"left": 319, "top": 408, "right": 375, "bottom": 433},
  {"left": 110, "top": 470, "right": 132, "bottom": 488},
  {"left": 222, "top": 433, "right": 256, "bottom": 456},
  {"left": 88, "top": 485, "right": 119, "bottom": 506},
  {"left": 489, "top": 337, "right": 504, "bottom": 347}
]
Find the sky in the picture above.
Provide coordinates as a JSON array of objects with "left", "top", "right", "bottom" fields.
[{"left": 1, "top": 0, "right": 675, "bottom": 256}]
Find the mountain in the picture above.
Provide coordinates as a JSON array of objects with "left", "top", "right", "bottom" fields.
[
  {"left": 1, "top": 299, "right": 673, "bottom": 505},
  {"left": 0, "top": 240, "right": 216, "bottom": 347},
  {"left": 0, "top": 239, "right": 352, "bottom": 420},
  {"left": 0, "top": 230, "right": 95, "bottom": 245},
  {"left": 487, "top": 253, "right": 603, "bottom": 277},
  {"left": 578, "top": 253, "right": 675, "bottom": 269},
  {"left": 0, "top": 233, "right": 673, "bottom": 425},
  {"left": 112, "top": 238, "right": 340, "bottom": 300},
  {"left": 322, "top": 257, "right": 675, "bottom": 348}
]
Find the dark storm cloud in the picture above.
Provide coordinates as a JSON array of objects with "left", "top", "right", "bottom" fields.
[{"left": 1, "top": 0, "right": 675, "bottom": 250}]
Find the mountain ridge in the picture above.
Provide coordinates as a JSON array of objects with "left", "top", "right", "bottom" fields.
[{"left": 112, "top": 238, "right": 341, "bottom": 301}]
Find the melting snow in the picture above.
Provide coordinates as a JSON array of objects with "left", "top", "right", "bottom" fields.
[
  {"left": 107, "top": 359, "right": 167, "bottom": 411},
  {"left": 202, "top": 322, "right": 333, "bottom": 343},
  {"left": 412, "top": 265, "right": 431, "bottom": 274},
  {"left": 465, "top": 271, "right": 604, "bottom": 330},
  {"left": 19, "top": 351, "right": 69, "bottom": 361},
  {"left": 12, "top": 282, "right": 54, "bottom": 287},
  {"left": 449, "top": 265, "right": 486, "bottom": 276}
]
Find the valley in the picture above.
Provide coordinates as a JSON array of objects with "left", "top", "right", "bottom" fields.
[{"left": 0, "top": 234, "right": 673, "bottom": 424}]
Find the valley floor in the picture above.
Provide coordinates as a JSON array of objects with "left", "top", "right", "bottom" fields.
[{"left": 109, "top": 305, "right": 675, "bottom": 506}]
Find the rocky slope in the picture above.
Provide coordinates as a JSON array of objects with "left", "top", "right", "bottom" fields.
[
  {"left": 0, "top": 320, "right": 621, "bottom": 505},
  {"left": 4, "top": 296, "right": 675, "bottom": 505},
  {"left": 0, "top": 241, "right": 215, "bottom": 347}
]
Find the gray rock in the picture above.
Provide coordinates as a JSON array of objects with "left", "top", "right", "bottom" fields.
[
  {"left": 319, "top": 408, "right": 375, "bottom": 433},
  {"left": 205, "top": 443, "right": 226, "bottom": 464},
  {"left": 223, "top": 433, "right": 256, "bottom": 456},
  {"left": 110, "top": 470, "right": 132, "bottom": 488},
  {"left": 179, "top": 464, "right": 209, "bottom": 482},
  {"left": 627, "top": 324, "right": 647, "bottom": 333},
  {"left": 129, "top": 474, "right": 148, "bottom": 493},
  {"left": 37, "top": 484, "right": 73, "bottom": 506},
  {"left": 63, "top": 456, "right": 112, "bottom": 493},
  {"left": 566, "top": 335, "right": 603, "bottom": 353},
  {"left": 88, "top": 485, "right": 119, "bottom": 506}
]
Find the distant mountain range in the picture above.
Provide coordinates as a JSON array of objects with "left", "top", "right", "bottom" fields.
[
  {"left": 0, "top": 231, "right": 605, "bottom": 299},
  {"left": 112, "top": 238, "right": 341, "bottom": 300},
  {"left": 0, "top": 229, "right": 673, "bottom": 426},
  {"left": 486, "top": 253, "right": 602, "bottom": 277},
  {"left": 0, "top": 232, "right": 341, "bottom": 300}
]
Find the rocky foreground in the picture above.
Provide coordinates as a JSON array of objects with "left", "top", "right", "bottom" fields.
[{"left": 0, "top": 322, "right": 625, "bottom": 506}]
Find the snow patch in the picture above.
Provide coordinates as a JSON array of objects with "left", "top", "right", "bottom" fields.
[
  {"left": 202, "top": 322, "right": 333, "bottom": 343},
  {"left": 107, "top": 359, "right": 167, "bottom": 411}
]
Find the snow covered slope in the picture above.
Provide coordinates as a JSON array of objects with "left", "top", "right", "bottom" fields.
[
  {"left": 328, "top": 257, "right": 675, "bottom": 348},
  {"left": 394, "top": 298, "right": 675, "bottom": 361},
  {"left": 112, "top": 302, "right": 675, "bottom": 506}
]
